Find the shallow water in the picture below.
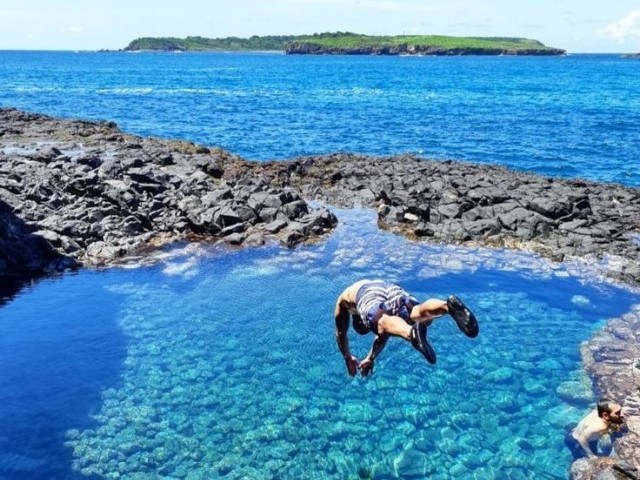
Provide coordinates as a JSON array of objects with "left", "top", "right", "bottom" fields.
[{"left": 1, "top": 208, "right": 639, "bottom": 479}]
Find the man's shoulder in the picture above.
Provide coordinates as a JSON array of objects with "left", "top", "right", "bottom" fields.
[{"left": 583, "top": 417, "right": 608, "bottom": 436}]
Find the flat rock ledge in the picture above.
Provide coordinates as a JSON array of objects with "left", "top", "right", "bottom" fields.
[
  {"left": 572, "top": 307, "right": 640, "bottom": 479},
  {"left": 0, "top": 108, "right": 338, "bottom": 294}
]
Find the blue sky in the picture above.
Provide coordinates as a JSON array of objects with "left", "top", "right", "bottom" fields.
[{"left": 1, "top": 0, "right": 639, "bottom": 52}]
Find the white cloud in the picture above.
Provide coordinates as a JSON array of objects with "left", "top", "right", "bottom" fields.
[
  {"left": 599, "top": 9, "right": 640, "bottom": 41},
  {"left": 62, "top": 26, "right": 85, "bottom": 34}
]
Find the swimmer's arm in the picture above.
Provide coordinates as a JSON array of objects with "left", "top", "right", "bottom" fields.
[
  {"left": 359, "top": 335, "right": 388, "bottom": 377},
  {"left": 334, "top": 296, "right": 358, "bottom": 376},
  {"left": 574, "top": 424, "right": 604, "bottom": 458},
  {"left": 334, "top": 297, "right": 352, "bottom": 358},
  {"left": 364, "top": 334, "right": 389, "bottom": 363}
]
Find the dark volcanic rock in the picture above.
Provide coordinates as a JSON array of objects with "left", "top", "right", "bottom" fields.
[
  {"left": 573, "top": 308, "right": 640, "bottom": 479},
  {"left": 2, "top": 108, "right": 639, "bottom": 293},
  {"left": 0, "top": 198, "right": 78, "bottom": 299},
  {"left": 0, "top": 108, "right": 337, "bottom": 299}
]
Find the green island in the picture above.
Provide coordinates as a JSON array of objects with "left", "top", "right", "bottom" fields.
[
  {"left": 123, "top": 32, "right": 565, "bottom": 55},
  {"left": 124, "top": 35, "right": 297, "bottom": 52}
]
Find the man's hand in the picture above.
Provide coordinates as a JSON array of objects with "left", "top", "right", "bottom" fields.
[
  {"left": 344, "top": 355, "right": 359, "bottom": 376},
  {"left": 359, "top": 358, "right": 374, "bottom": 377}
]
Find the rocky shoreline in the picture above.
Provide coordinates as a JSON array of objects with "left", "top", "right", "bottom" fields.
[
  {"left": 1, "top": 108, "right": 640, "bottom": 477},
  {"left": 4, "top": 109, "right": 639, "bottom": 289},
  {"left": 570, "top": 307, "right": 640, "bottom": 479},
  {"left": 284, "top": 42, "right": 566, "bottom": 56},
  {"left": 270, "top": 155, "right": 640, "bottom": 286},
  {"left": 0, "top": 108, "right": 339, "bottom": 296}
]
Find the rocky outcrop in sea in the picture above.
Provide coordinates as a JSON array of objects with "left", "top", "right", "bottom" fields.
[
  {"left": 284, "top": 42, "right": 566, "bottom": 56},
  {"left": 263, "top": 154, "right": 639, "bottom": 286},
  {"left": 0, "top": 108, "right": 338, "bottom": 290},
  {"left": 2, "top": 108, "right": 639, "bottom": 287}
]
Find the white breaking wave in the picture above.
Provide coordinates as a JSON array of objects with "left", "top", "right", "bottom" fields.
[{"left": 162, "top": 257, "right": 199, "bottom": 278}]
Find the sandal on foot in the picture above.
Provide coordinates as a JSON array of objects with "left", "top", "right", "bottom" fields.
[
  {"left": 410, "top": 323, "right": 436, "bottom": 364},
  {"left": 447, "top": 295, "right": 479, "bottom": 338}
]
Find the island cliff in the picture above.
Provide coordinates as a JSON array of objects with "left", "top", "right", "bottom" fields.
[
  {"left": 122, "top": 33, "right": 565, "bottom": 56},
  {"left": 284, "top": 34, "right": 565, "bottom": 55}
]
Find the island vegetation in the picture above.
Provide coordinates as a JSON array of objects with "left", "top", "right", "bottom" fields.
[
  {"left": 123, "top": 32, "right": 565, "bottom": 55},
  {"left": 124, "top": 35, "right": 298, "bottom": 52}
]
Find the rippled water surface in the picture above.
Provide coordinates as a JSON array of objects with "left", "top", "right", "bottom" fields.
[
  {"left": 1, "top": 210, "right": 639, "bottom": 479},
  {"left": 0, "top": 51, "right": 639, "bottom": 185}
]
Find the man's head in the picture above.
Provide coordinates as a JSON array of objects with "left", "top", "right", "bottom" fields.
[
  {"left": 597, "top": 398, "right": 624, "bottom": 425},
  {"left": 351, "top": 313, "right": 370, "bottom": 335}
]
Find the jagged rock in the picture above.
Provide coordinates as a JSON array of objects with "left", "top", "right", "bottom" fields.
[
  {"left": 224, "top": 232, "right": 245, "bottom": 245},
  {"left": 194, "top": 156, "right": 224, "bottom": 178},
  {"left": 1, "top": 107, "right": 639, "bottom": 304},
  {"left": 31, "top": 229, "right": 62, "bottom": 247},
  {"left": 529, "top": 196, "right": 572, "bottom": 219},
  {"left": 283, "top": 229, "right": 305, "bottom": 248},
  {"left": 265, "top": 219, "right": 288, "bottom": 234},
  {"left": 281, "top": 200, "right": 308, "bottom": 220},
  {"left": 244, "top": 232, "right": 266, "bottom": 246}
]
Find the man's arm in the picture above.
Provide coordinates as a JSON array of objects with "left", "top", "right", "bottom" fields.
[
  {"left": 334, "top": 297, "right": 359, "bottom": 376},
  {"left": 359, "top": 334, "right": 389, "bottom": 377},
  {"left": 574, "top": 424, "right": 604, "bottom": 458}
]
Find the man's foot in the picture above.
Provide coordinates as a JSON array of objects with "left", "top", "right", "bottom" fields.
[
  {"left": 447, "top": 295, "right": 479, "bottom": 338},
  {"left": 410, "top": 323, "right": 436, "bottom": 364}
]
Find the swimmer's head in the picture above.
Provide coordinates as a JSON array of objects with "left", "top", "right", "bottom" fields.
[{"left": 597, "top": 398, "right": 624, "bottom": 425}]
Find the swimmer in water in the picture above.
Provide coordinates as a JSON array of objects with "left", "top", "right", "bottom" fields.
[{"left": 566, "top": 398, "right": 625, "bottom": 459}]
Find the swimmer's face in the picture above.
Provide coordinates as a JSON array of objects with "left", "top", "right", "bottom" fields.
[{"left": 606, "top": 404, "right": 624, "bottom": 425}]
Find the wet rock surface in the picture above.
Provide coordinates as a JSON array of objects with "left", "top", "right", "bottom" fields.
[
  {"left": 275, "top": 154, "right": 640, "bottom": 287},
  {"left": 573, "top": 307, "right": 640, "bottom": 479},
  {"left": 0, "top": 197, "right": 77, "bottom": 301},
  {"left": 0, "top": 108, "right": 338, "bottom": 290}
]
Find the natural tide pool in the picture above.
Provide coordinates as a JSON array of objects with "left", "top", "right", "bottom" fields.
[{"left": 1, "top": 208, "right": 639, "bottom": 480}]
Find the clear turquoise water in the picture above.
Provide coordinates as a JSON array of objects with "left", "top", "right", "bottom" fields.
[
  {"left": 0, "top": 51, "right": 639, "bottom": 186},
  {"left": 1, "top": 209, "right": 639, "bottom": 479},
  {"left": 2, "top": 51, "right": 640, "bottom": 478}
]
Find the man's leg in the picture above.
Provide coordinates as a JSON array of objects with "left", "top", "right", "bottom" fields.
[
  {"left": 410, "top": 297, "right": 479, "bottom": 338},
  {"left": 377, "top": 314, "right": 412, "bottom": 339},
  {"left": 378, "top": 314, "right": 436, "bottom": 364},
  {"left": 409, "top": 299, "right": 448, "bottom": 325}
]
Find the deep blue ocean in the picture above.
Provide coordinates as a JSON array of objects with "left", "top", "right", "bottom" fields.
[
  {"left": 1, "top": 51, "right": 640, "bottom": 479},
  {"left": 1, "top": 51, "right": 639, "bottom": 186}
]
